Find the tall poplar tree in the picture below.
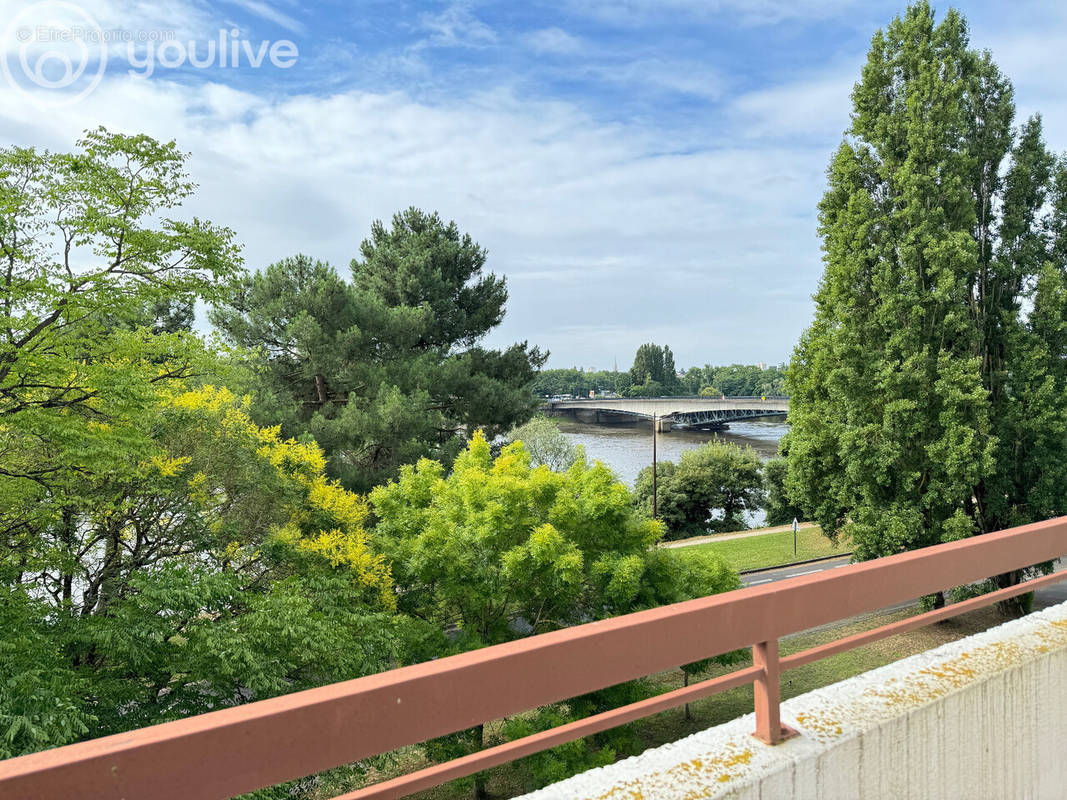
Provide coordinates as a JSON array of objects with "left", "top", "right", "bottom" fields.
[{"left": 785, "top": 2, "right": 1067, "bottom": 609}]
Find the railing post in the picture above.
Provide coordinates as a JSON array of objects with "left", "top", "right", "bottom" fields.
[{"left": 752, "top": 639, "right": 798, "bottom": 745}]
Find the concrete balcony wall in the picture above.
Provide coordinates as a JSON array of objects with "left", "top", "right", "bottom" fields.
[{"left": 520, "top": 600, "right": 1067, "bottom": 800}]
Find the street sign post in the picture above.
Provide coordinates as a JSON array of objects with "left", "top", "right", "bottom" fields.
[{"left": 792, "top": 517, "right": 799, "bottom": 556}]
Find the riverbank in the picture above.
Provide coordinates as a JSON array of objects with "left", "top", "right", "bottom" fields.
[
  {"left": 661, "top": 521, "right": 819, "bottom": 549},
  {"left": 669, "top": 524, "right": 850, "bottom": 572}
]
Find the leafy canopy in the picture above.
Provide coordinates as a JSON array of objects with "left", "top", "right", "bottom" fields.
[
  {"left": 504, "top": 415, "right": 579, "bottom": 472},
  {"left": 211, "top": 209, "right": 547, "bottom": 492},
  {"left": 785, "top": 3, "right": 1067, "bottom": 595},
  {"left": 2, "top": 384, "right": 402, "bottom": 754},
  {"left": 634, "top": 442, "right": 765, "bottom": 539},
  {"left": 368, "top": 431, "right": 739, "bottom": 790}
]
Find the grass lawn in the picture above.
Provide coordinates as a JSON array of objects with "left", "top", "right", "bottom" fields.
[
  {"left": 324, "top": 604, "right": 1010, "bottom": 800},
  {"left": 674, "top": 526, "right": 849, "bottom": 572}
]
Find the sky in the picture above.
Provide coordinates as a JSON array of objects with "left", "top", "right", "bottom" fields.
[{"left": 1, "top": 1, "right": 1066, "bottom": 370}]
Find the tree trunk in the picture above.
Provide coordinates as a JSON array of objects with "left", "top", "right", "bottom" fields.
[
  {"left": 683, "top": 670, "right": 692, "bottom": 721},
  {"left": 994, "top": 570, "right": 1031, "bottom": 617},
  {"left": 60, "top": 506, "right": 75, "bottom": 611}
]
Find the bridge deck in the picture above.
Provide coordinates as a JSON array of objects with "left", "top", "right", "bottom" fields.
[{"left": 544, "top": 396, "right": 789, "bottom": 429}]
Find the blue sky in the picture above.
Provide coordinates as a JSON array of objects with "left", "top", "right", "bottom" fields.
[{"left": 2, "top": 0, "right": 1067, "bottom": 369}]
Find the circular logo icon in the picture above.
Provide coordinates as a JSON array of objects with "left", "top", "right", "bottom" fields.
[{"left": 1, "top": 1, "right": 107, "bottom": 107}]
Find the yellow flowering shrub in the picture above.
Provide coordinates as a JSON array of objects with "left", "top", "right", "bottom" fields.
[{"left": 160, "top": 386, "right": 394, "bottom": 609}]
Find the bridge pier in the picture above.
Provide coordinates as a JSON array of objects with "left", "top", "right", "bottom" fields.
[{"left": 655, "top": 417, "right": 672, "bottom": 433}]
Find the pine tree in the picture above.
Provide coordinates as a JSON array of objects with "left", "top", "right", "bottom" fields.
[{"left": 212, "top": 211, "right": 546, "bottom": 492}]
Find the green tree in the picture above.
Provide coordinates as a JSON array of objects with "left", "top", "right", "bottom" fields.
[
  {"left": 700, "top": 364, "right": 785, "bottom": 397},
  {"left": 352, "top": 208, "right": 506, "bottom": 350},
  {"left": 0, "top": 128, "right": 238, "bottom": 527},
  {"left": 0, "top": 127, "right": 244, "bottom": 639},
  {"left": 0, "top": 582, "right": 91, "bottom": 758},
  {"left": 506, "top": 416, "right": 579, "bottom": 471},
  {"left": 2, "top": 386, "right": 405, "bottom": 752},
  {"left": 627, "top": 343, "right": 680, "bottom": 393},
  {"left": 785, "top": 2, "right": 1067, "bottom": 611},
  {"left": 0, "top": 130, "right": 417, "bottom": 759},
  {"left": 529, "top": 368, "right": 619, "bottom": 398},
  {"left": 212, "top": 212, "right": 547, "bottom": 493},
  {"left": 634, "top": 442, "right": 765, "bottom": 539},
  {"left": 682, "top": 366, "right": 703, "bottom": 394},
  {"left": 763, "top": 457, "right": 806, "bottom": 527},
  {"left": 368, "top": 433, "right": 739, "bottom": 794}
]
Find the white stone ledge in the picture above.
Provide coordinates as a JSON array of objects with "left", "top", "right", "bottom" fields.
[{"left": 519, "top": 600, "right": 1067, "bottom": 800}]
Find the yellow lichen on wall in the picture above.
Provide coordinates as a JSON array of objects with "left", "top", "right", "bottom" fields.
[
  {"left": 867, "top": 632, "right": 1046, "bottom": 713},
  {"left": 793, "top": 711, "right": 843, "bottom": 741},
  {"left": 524, "top": 604, "right": 1067, "bottom": 800},
  {"left": 589, "top": 746, "right": 754, "bottom": 800}
]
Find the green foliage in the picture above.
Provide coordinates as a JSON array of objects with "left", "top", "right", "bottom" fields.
[
  {"left": 683, "top": 364, "right": 786, "bottom": 397},
  {"left": 627, "top": 343, "right": 680, "bottom": 394},
  {"left": 528, "top": 367, "right": 622, "bottom": 398},
  {"left": 0, "top": 584, "right": 92, "bottom": 758},
  {"left": 212, "top": 210, "right": 546, "bottom": 492},
  {"left": 503, "top": 706, "right": 618, "bottom": 789},
  {"left": 351, "top": 208, "right": 505, "bottom": 349},
  {"left": 525, "top": 360, "right": 787, "bottom": 400},
  {"left": 0, "top": 131, "right": 424, "bottom": 759},
  {"left": 785, "top": 2, "right": 1067, "bottom": 607},
  {"left": 3, "top": 385, "right": 405, "bottom": 752},
  {"left": 0, "top": 128, "right": 240, "bottom": 539},
  {"left": 634, "top": 443, "right": 765, "bottom": 539},
  {"left": 369, "top": 432, "right": 739, "bottom": 789},
  {"left": 763, "top": 458, "right": 806, "bottom": 527},
  {"left": 505, "top": 416, "right": 579, "bottom": 471}
]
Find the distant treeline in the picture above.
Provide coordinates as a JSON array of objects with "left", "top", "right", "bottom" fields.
[{"left": 531, "top": 351, "right": 787, "bottom": 398}]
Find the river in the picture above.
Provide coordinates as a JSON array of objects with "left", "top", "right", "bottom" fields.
[{"left": 556, "top": 418, "right": 789, "bottom": 527}]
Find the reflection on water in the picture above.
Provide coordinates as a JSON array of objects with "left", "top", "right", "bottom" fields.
[{"left": 558, "top": 419, "right": 788, "bottom": 528}]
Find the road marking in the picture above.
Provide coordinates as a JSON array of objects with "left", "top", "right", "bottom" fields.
[
  {"left": 791, "top": 568, "right": 822, "bottom": 576},
  {"left": 747, "top": 578, "right": 772, "bottom": 585}
]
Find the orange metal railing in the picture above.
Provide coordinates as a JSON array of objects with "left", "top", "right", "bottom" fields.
[{"left": 3, "top": 517, "right": 1067, "bottom": 800}]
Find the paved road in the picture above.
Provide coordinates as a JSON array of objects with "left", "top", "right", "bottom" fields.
[
  {"left": 739, "top": 554, "right": 1067, "bottom": 611},
  {"left": 740, "top": 556, "right": 852, "bottom": 587}
]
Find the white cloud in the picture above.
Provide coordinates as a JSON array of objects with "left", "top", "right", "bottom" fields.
[
  {"left": 523, "top": 27, "right": 583, "bottom": 55},
  {"left": 417, "top": 3, "right": 497, "bottom": 49},
  {"left": 224, "top": 0, "right": 306, "bottom": 34},
  {"left": 730, "top": 70, "right": 856, "bottom": 141},
  {"left": 585, "top": 57, "right": 727, "bottom": 101},
  {"left": 570, "top": 0, "right": 858, "bottom": 28},
  {"left": 0, "top": 70, "right": 828, "bottom": 367}
]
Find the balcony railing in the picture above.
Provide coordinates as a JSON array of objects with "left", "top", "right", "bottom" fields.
[{"left": 3, "top": 516, "right": 1067, "bottom": 800}]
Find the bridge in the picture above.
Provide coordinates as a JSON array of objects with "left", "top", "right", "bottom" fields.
[{"left": 544, "top": 395, "right": 789, "bottom": 431}]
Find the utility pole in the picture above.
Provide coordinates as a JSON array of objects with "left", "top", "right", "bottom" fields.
[{"left": 652, "top": 413, "right": 658, "bottom": 520}]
